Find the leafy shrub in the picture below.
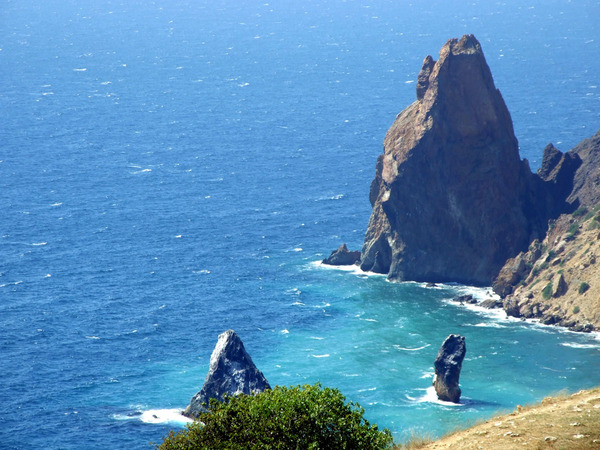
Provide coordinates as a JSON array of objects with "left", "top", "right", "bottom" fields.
[
  {"left": 542, "top": 283, "right": 553, "bottom": 300},
  {"left": 579, "top": 282, "right": 590, "bottom": 295},
  {"left": 567, "top": 222, "right": 580, "bottom": 238},
  {"left": 573, "top": 306, "right": 580, "bottom": 314},
  {"left": 572, "top": 207, "right": 588, "bottom": 218},
  {"left": 158, "top": 384, "right": 394, "bottom": 450}
]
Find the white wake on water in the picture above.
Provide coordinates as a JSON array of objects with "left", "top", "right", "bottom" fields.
[
  {"left": 406, "top": 387, "right": 465, "bottom": 407},
  {"left": 309, "top": 260, "right": 385, "bottom": 277},
  {"left": 114, "top": 408, "right": 193, "bottom": 426}
]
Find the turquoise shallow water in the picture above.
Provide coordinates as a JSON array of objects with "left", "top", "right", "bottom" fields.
[{"left": 1, "top": 0, "right": 600, "bottom": 448}]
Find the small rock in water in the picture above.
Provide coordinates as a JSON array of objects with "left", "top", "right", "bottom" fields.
[
  {"left": 322, "top": 243, "right": 361, "bottom": 266},
  {"left": 433, "top": 334, "right": 466, "bottom": 403},
  {"left": 183, "top": 330, "right": 271, "bottom": 418},
  {"left": 452, "top": 294, "right": 477, "bottom": 305}
]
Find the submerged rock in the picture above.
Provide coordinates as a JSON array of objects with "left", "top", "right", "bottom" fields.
[
  {"left": 361, "top": 34, "right": 554, "bottom": 285},
  {"left": 479, "top": 298, "right": 503, "bottom": 309},
  {"left": 433, "top": 334, "right": 466, "bottom": 403},
  {"left": 183, "top": 330, "right": 271, "bottom": 418},
  {"left": 322, "top": 243, "right": 361, "bottom": 266},
  {"left": 452, "top": 294, "right": 477, "bottom": 305}
]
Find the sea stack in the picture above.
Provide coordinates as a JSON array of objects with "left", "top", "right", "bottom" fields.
[
  {"left": 183, "top": 330, "right": 271, "bottom": 418},
  {"left": 360, "top": 35, "right": 553, "bottom": 285},
  {"left": 433, "top": 334, "right": 466, "bottom": 403},
  {"left": 322, "top": 243, "right": 361, "bottom": 266}
]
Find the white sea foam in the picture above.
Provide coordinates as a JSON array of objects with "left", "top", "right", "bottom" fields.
[
  {"left": 393, "top": 344, "right": 431, "bottom": 352},
  {"left": 561, "top": 342, "right": 600, "bottom": 349},
  {"left": 140, "top": 409, "right": 193, "bottom": 424},
  {"left": 311, "top": 354, "right": 330, "bottom": 358},
  {"left": 407, "top": 387, "right": 464, "bottom": 407},
  {"left": 472, "top": 322, "right": 506, "bottom": 328},
  {"left": 309, "top": 260, "right": 385, "bottom": 278},
  {"left": 114, "top": 408, "right": 192, "bottom": 425}
]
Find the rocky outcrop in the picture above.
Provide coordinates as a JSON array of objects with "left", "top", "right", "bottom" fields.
[
  {"left": 493, "top": 130, "right": 600, "bottom": 332},
  {"left": 360, "top": 35, "right": 554, "bottom": 286},
  {"left": 183, "top": 330, "right": 271, "bottom": 418},
  {"left": 496, "top": 208, "right": 600, "bottom": 332},
  {"left": 433, "top": 334, "right": 466, "bottom": 403},
  {"left": 567, "top": 129, "right": 600, "bottom": 209},
  {"left": 322, "top": 243, "right": 361, "bottom": 266}
]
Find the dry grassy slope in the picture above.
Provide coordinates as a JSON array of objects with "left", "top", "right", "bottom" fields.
[
  {"left": 505, "top": 203, "right": 600, "bottom": 330},
  {"left": 422, "top": 387, "right": 600, "bottom": 449}
]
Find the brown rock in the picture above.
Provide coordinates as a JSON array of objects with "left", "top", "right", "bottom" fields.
[
  {"left": 360, "top": 35, "right": 552, "bottom": 285},
  {"left": 552, "top": 273, "right": 568, "bottom": 297},
  {"left": 503, "top": 297, "right": 521, "bottom": 318},
  {"left": 493, "top": 253, "right": 527, "bottom": 297}
]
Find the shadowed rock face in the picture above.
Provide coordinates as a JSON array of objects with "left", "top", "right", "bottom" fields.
[
  {"left": 567, "top": 129, "right": 600, "bottom": 209},
  {"left": 361, "top": 35, "right": 552, "bottom": 285},
  {"left": 183, "top": 330, "right": 271, "bottom": 418},
  {"left": 322, "top": 243, "right": 361, "bottom": 266},
  {"left": 433, "top": 334, "right": 466, "bottom": 403}
]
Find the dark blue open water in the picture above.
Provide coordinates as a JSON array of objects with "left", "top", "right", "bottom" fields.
[{"left": 1, "top": 0, "right": 600, "bottom": 448}]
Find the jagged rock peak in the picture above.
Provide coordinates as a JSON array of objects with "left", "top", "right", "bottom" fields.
[
  {"left": 360, "top": 35, "right": 551, "bottom": 285},
  {"left": 183, "top": 330, "right": 271, "bottom": 418},
  {"left": 538, "top": 143, "right": 564, "bottom": 180}
]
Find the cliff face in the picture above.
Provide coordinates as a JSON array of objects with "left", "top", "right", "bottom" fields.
[
  {"left": 361, "top": 35, "right": 552, "bottom": 285},
  {"left": 493, "top": 130, "right": 600, "bottom": 331}
]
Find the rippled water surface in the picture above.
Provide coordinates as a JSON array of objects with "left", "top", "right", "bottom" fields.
[{"left": 1, "top": 0, "right": 600, "bottom": 448}]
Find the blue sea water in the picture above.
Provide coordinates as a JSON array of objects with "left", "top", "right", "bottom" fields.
[{"left": 1, "top": 0, "right": 600, "bottom": 448}]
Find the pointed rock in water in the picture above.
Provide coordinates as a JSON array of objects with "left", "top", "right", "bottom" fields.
[
  {"left": 433, "top": 334, "right": 466, "bottom": 403},
  {"left": 183, "top": 330, "right": 271, "bottom": 418},
  {"left": 322, "top": 243, "right": 361, "bottom": 266},
  {"left": 361, "top": 34, "right": 556, "bottom": 285}
]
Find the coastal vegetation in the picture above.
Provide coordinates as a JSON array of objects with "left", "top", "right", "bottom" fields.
[
  {"left": 420, "top": 387, "right": 600, "bottom": 449},
  {"left": 158, "top": 384, "right": 393, "bottom": 449}
]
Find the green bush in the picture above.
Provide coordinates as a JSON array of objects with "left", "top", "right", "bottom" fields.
[
  {"left": 158, "top": 384, "right": 394, "bottom": 450},
  {"left": 542, "top": 282, "right": 553, "bottom": 300},
  {"left": 579, "top": 282, "right": 590, "bottom": 295},
  {"left": 573, "top": 306, "right": 580, "bottom": 314},
  {"left": 572, "top": 207, "right": 588, "bottom": 218},
  {"left": 567, "top": 223, "right": 580, "bottom": 239}
]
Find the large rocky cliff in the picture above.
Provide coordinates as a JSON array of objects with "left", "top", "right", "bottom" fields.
[{"left": 361, "top": 35, "right": 556, "bottom": 285}]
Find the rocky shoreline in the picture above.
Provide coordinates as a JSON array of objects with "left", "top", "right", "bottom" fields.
[{"left": 326, "top": 35, "right": 600, "bottom": 334}]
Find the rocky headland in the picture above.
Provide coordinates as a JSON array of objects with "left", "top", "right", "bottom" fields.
[
  {"left": 343, "top": 34, "right": 600, "bottom": 332},
  {"left": 360, "top": 34, "right": 558, "bottom": 286}
]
